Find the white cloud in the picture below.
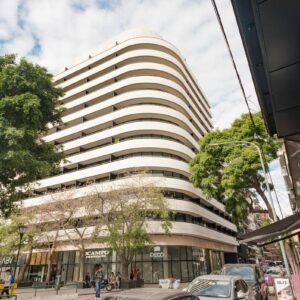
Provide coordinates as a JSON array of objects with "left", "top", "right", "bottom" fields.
[{"left": 0, "top": 0, "right": 291, "bottom": 217}]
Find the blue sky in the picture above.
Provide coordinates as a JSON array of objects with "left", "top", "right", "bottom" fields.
[{"left": 0, "top": 0, "right": 292, "bottom": 216}]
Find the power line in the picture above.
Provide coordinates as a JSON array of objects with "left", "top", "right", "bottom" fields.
[
  {"left": 210, "top": 0, "right": 257, "bottom": 133},
  {"left": 210, "top": 0, "right": 285, "bottom": 220}
]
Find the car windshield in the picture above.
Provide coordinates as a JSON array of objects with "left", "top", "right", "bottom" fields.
[
  {"left": 223, "top": 266, "right": 255, "bottom": 281},
  {"left": 188, "top": 279, "right": 231, "bottom": 298}
]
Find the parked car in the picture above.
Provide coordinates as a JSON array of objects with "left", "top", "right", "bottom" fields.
[
  {"left": 221, "top": 264, "right": 266, "bottom": 300},
  {"left": 186, "top": 275, "right": 249, "bottom": 300},
  {"left": 265, "top": 266, "right": 284, "bottom": 278},
  {"left": 102, "top": 287, "right": 199, "bottom": 300}
]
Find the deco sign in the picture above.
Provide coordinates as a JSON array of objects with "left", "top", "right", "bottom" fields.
[
  {"left": 150, "top": 246, "right": 164, "bottom": 258},
  {"left": 86, "top": 250, "right": 109, "bottom": 258}
]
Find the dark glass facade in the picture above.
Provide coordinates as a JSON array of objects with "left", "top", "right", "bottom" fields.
[{"left": 10, "top": 245, "right": 235, "bottom": 284}]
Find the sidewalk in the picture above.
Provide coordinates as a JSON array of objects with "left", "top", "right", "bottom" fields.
[{"left": 15, "top": 283, "right": 190, "bottom": 299}]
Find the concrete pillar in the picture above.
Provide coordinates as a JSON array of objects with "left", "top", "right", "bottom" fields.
[{"left": 163, "top": 247, "right": 169, "bottom": 278}]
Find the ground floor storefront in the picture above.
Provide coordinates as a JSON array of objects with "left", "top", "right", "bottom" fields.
[{"left": 0, "top": 245, "right": 237, "bottom": 284}]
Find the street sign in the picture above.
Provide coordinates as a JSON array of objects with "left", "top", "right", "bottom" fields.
[{"left": 274, "top": 278, "right": 293, "bottom": 300}]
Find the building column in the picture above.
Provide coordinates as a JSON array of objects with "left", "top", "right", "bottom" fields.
[
  {"left": 112, "top": 250, "right": 117, "bottom": 273},
  {"left": 163, "top": 247, "right": 169, "bottom": 278}
]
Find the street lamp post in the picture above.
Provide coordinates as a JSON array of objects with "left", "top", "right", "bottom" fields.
[
  {"left": 14, "top": 225, "right": 27, "bottom": 282},
  {"left": 209, "top": 140, "right": 290, "bottom": 276}
]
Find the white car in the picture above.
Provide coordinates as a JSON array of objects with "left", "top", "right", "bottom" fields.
[{"left": 186, "top": 275, "right": 249, "bottom": 300}]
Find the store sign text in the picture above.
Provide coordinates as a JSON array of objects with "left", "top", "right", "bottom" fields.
[
  {"left": 86, "top": 250, "right": 109, "bottom": 258},
  {"left": 150, "top": 246, "right": 164, "bottom": 258},
  {"left": 0, "top": 256, "right": 14, "bottom": 266}
]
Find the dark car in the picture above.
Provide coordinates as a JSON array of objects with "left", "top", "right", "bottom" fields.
[
  {"left": 102, "top": 287, "right": 199, "bottom": 300},
  {"left": 221, "top": 264, "right": 266, "bottom": 300}
]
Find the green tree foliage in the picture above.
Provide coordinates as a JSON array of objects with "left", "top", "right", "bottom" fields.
[
  {"left": 91, "top": 177, "right": 171, "bottom": 279},
  {"left": 190, "top": 113, "right": 281, "bottom": 224},
  {"left": 0, "top": 211, "right": 41, "bottom": 282},
  {"left": 0, "top": 54, "right": 64, "bottom": 216}
]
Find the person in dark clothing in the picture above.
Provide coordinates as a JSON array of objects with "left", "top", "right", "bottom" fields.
[
  {"left": 130, "top": 270, "right": 134, "bottom": 280},
  {"left": 95, "top": 265, "right": 104, "bottom": 299},
  {"left": 84, "top": 272, "right": 91, "bottom": 288}
]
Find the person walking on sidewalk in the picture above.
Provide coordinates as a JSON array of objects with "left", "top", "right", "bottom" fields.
[
  {"left": 95, "top": 265, "right": 104, "bottom": 299},
  {"left": 0, "top": 269, "right": 14, "bottom": 299}
]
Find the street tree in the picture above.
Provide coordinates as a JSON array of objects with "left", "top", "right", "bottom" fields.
[
  {"left": 190, "top": 113, "right": 281, "bottom": 224},
  {"left": 48, "top": 194, "right": 96, "bottom": 282},
  {"left": 24, "top": 204, "right": 64, "bottom": 283},
  {"left": 0, "top": 54, "right": 64, "bottom": 216},
  {"left": 90, "top": 176, "right": 171, "bottom": 280},
  {"left": 0, "top": 212, "right": 41, "bottom": 282}
]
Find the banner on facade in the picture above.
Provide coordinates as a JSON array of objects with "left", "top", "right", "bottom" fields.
[{"left": 274, "top": 278, "right": 293, "bottom": 300}]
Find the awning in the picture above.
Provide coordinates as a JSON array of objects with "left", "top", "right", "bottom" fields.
[{"left": 238, "top": 212, "right": 300, "bottom": 245}]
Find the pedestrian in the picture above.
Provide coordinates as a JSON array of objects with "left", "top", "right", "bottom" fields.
[
  {"left": 130, "top": 269, "right": 134, "bottom": 280},
  {"left": 136, "top": 268, "right": 141, "bottom": 280},
  {"left": 94, "top": 265, "right": 104, "bottom": 299},
  {"left": 116, "top": 272, "right": 121, "bottom": 289},
  {"left": 133, "top": 268, "right": 137, "bottom": 280},
  {"left": 109, "top": 272, "right": 117, "bottom": 289},
  {"left": 0, "top": 269, "right": 14, "bottom": 299},
  {"left": 84, "top": 272, "right": 91, "bottom": 288}
]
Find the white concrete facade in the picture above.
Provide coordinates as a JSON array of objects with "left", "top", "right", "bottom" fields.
[{"left": 23, "top": 30, "right": 237, "bottom": 252}]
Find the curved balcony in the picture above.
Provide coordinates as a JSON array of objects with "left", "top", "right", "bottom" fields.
[
  {"left": 54, "top": 32, "right": 211, "bottom": 115},
  {"left": 58, "top": 61, "right": 211, "bottom": 130},
  {"left": 62, "top": 138, "right": 195, "bottom": 168},
  {"left": 31, "top": 156, "right": 190, "bottom": 191},
  {"left": 59, "top": 89, "right": 208, "bottom": 137},
  {"left": 44, "top": 104, "right": 201, "bottom": 144},
  {"left": 61, "top": 121, "right": 199, "bottom": 155},
  {"left": 61, "top": 75, "right": 210, "bottom": 132}
]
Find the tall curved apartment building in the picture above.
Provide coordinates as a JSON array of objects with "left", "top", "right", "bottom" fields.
[{"left": 16, "top": 30, "right": 238, "bottom": 284}]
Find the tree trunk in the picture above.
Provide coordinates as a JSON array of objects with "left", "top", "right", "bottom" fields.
[
  {"left": 255, "top": 185, "right": 275, "bottom": 220},
  {"left": 79, "top": 249, "right": 85, "bottom": 282},
  {"left": 45, "top": 244, "right": 56, "bottom": 283},
  {"left": 17, "top": 246, "right": 33, "bottom": 283},
  {"left": 285, "top": 240, "right": 299, "bottom": 275},
  {"left": 120, "top": 256, "right": 129, "bottom": 280}
]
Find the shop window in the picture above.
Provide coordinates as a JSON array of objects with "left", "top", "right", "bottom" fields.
[
  {"left": 181, "top": 261, "right": 189, "bottom": 282},
  {"left": 187, "top": 261, "right": 194, "bottom": 280},
  {"left": 152, "top": 261, "right": 163, "bottom": 283},
  {"left": 63, "top": 252, "right": 69, "bottom": 264},
  {"left": 180, "top": 247, "right": 187, "bottom": 260},
  {"left": 141, "top": 261, "right": 152, "bottom": 283},
  {"left": 171, "top": 261, "right": 181, "bottom": 279},
  {"left": 186, "top": 247, "right": 193, "bottom": 260},
  {"left": 67, "top": 264, "right": 74, "bottom": 282},
  {"left": 68, "top": 251, "right": 76, "bottom": 264},
  {"left": 168, "top": 247, "right": 180, "bottom": 260}
]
